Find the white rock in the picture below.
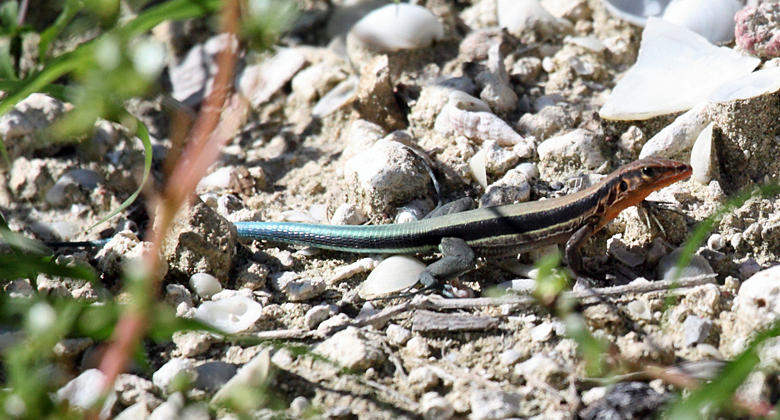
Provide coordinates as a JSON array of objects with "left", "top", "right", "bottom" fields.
[
  {"left": 599, "top": 18, "right": 760, "bottom": 120},
  {"left": 731, "top": 266, "right": 780, "bottom": 352},
  {"left": 476, "top": 43, "right": 518, "bottom": 113},
  {"left": 329, "top": 257, "right": 378, "bottom": 284},
  {"left": 683, "top": 315, "right": 712, "bottom": 346},
  {"left": 564, "top": 35, "right": 606, "bottom": 53},
  {"left": 149, "top": 392, "right": 183, "bottom": 420},
  {"left": 172, "top": 330, "right": 212, "bottom": 357},
  {"left": 662, "top": 0, "right": 741, "bottom": 44},
  {"left": 237, "top": 48, "right": 307, "bottom": 108},
  {"left": 350, "top": 4, "right": 444, "bottom": 51},
  {"left": 315, "top": 327, "right": 386, "bottom": 370},
  {"left": 408, "top": 366, "right": 440, "bottom": 391},
  {"left": 115, "top": 402, "right": 150, "bottom": 420},
  {"left": 420, "top": 392, "right": 454, "bottom": 420},
  {"left": 499, "top": 349, "right": 525, "bottom": 365},
  {"left": 193, "top": 295, "right": 262, "bottom": 334},
  {"left": 690, "top": 122, "right": 715, "bottom": 184},
  {"left": 627, "top": 299, "right": 652, "bottom": 320},
  {"left": 639, "top": 103, "right": 710, "bottom": 159},
  {"left": 56, "top": 369, "right": 110, "bottom": 409},
  {"left": 304, "top": 304, "right": 337, "bottom": 330},
  {"left": 497, "top": 0, "right": 572, "bottom": 38},
  {"left": 189, "top": 272, "right": 222, "bottom": 299},
  {"left": 386, "top": 324, "right": 412, "bottom": 346},
  {"left": 360, "top": 255, "right": 426, "bottom": 299},
  {"left": 530, "top": 322, "right": 554, "bottom": 342},
  {"left": 212, "top": 349, "right": 271, "bottom": 405},
  {"left": 152, "top": 358, "right": 198, "bottom": 393}
]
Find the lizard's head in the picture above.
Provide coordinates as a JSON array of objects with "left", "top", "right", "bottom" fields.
[{"left": 598, "top": 158, "right": 692, "bottom": 223}]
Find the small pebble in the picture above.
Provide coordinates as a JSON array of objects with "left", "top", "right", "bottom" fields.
[
  {"left": 152, "top": 358, "right": 198, "bottom": 394},
  {"left": 657, "top": 248, "right": 714, "bottom": 280},
  {"left": 626, "top": 300, "right": 652, "bottom": 321},
  {"left": 499, "top": 349, "right": 524, "bottom": 365},
  {"left": 683, "top": 315, "right": 712, "bottom": 347},
  {"left": 405, "top": 336, "right": 431, "bottom": 358},
  {"left": 707, "top": 233, "right": 725, "bottom": 251},
  {"left": 189, "top": 272, "right": 222, "bottom": 299},
  {"left": 386, "top": 324, "right": 412, "bottom": 346},
  {"left": 304, "top": 304, "right": 336, "bottom": 330},
  {"left": 530, "top": 322, "right": 553, "bottom": 342},
  {"left": 420, "top": 392, "right": 454, "bottom": 420}
]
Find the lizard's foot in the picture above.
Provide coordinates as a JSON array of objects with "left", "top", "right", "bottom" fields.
[{"left": 417, "top": 237, "right": 476, "bottom": 298}]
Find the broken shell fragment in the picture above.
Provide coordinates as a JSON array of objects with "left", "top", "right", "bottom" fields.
[
  {"left": 599, "top": 18, "right": 760, "bottom": 120},
  {"left": 350, "top": 4, "right": 444, "bottom": 51},
  {"left": 434, "top": 91, "right": 531, "bottom": 147},
  {"left": 638, "top": 103, "right": 709, "bottom": 159},
  {"left": 359, "top": 255, "right": 426, "bottom": 299},
  {"left": 194, "top": 295, "right": 263, "bottom": 334},
  {"left": 690, "top": 122, "right": 716, "bottom": 184}
]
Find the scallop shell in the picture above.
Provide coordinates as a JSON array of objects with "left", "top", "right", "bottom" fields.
[
  {"left": 350, "top": 4, "right": 444, "bottom": 51},
  {"left": 359, "top": 255, "right": 426, "bottom": 299},
  {"left": 599, "top": 18, "right": 760, "bottom": 121}
]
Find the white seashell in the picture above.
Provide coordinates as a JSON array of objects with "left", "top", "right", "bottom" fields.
[
  {"left": 469, "top": 146, "right": 489, "bottom": 189},
  {"left": 601, "top": 0, "right": 669, "bottom": 26},
  {"left": 662, "top": 0, "right": 741, "bottom": 44},
  {"left": 350, "top": 4, "right": 444, "bottom": 51},
  {"left": 434, "top": 91, "right": 528, "bottom": 146},
  {"left": 638, "top": 103, "right": 710, "bottom": 159},
  {"left": 497, "top": 0, "right": 572, "bottom": 37},
  {"left": 359, "top": 255, "right": 426, "bottom": 299},
  {"left": 237, "top": 48, "right": 306, "bottom": 108},
  {"left": 194, "top": 295, "right": 263, "bottom": 334},
  {"left": 312, "top": 76, "right": 358, "bottom": 117},
  {"left": 564, "top": 35, "right": 607, "bottom": 53},
  {"left": 189, "top": 272, "right": 222, "bottom": 299},
  {"left": 599, "top": 18, "right": 760, "bottom": 121},
  {"left": 708, "top": 67, "right": 780, "bottom": 103},
  {"left": 690, "top": 122, "right": 715, "bottom": 184}
]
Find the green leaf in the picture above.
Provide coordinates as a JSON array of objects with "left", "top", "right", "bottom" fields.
[
  {"left": 0, "top": 253, "right": 96, "bottom": 282},
  {"left": 0, "top": 1, "right": 19, "bottom": 33},
  {"left": 38, "top": 0, "right": 83, "bottom": 61},
  {"left": 88, "top": 116, "right": 152, "bottom": 230},
  {"left": 0, "top": 212, "right": 50, "bottom": 255}
]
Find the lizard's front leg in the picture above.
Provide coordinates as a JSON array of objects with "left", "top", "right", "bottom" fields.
[{"left": 418, "top": 237, "right": 476, "bottom": 297}]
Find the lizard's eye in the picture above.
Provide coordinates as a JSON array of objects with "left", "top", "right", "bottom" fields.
[
  {"left": 641, "top": 166, "right": 656, "bottom": 178},
  {"left": 619, "top": 180, "right": 628, "bottom": 192}
]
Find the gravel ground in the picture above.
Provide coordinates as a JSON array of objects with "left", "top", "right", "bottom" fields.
[{"left": 2, "top": 0, "right": 780, "bottom": 418}]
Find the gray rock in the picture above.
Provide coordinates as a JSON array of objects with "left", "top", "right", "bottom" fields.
[
  {"left": 343, "top": 138, "right": 433, "bottom": 215},
  {"left": 727, "top": 266, "right": 780, "bottom": 356},
  {"left": 152, "top": 358, "right": 198, "bottom": 394},
  {"left": 169, "top": 34, "right": 236, "bottom": 107},
  {"left": 315, "top": 327, "right": 386, "bottom": 370},
  {"left": 158, "top": 197, "right": 237, "bottom": 281},
  {"left": 0, "top": 93, "right": 67, "bottom": 157},
  {"left": 537, "top": 129, "right": 605, "bottom": 179},
  {"left": 480, "top": 167, "right": 531, "bottom": 207},
  {"left": 194, "top": 362, "right": 238, "bottom": 392},
  {"left": 580, "top": 382, "right": 668, "bottom": 420},
  {"left": 469, "top": 389, "right": 525, "bottom": 420},
  {"left": 683, "top": 315, "right": 712, "bottom": 347},
  {"left": 45, "top": 169, "right": 102, "bottom": 207}
]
